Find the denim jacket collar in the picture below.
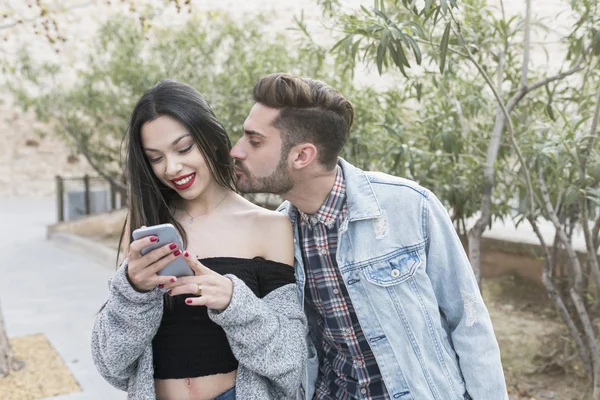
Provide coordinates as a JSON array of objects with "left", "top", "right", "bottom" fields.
[{"left": 280, "top": 158, "right": 382, "bottom": 224}]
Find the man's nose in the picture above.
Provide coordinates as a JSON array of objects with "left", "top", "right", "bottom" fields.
[{"left": 230, "top": 139, "right": 245, "bottom": 160}]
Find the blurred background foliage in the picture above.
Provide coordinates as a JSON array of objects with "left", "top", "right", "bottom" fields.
[{"left": 3, "top": 0, "right": 600, "bottom": 392}]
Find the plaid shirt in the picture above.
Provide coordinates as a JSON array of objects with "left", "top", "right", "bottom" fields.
[{"left": 298, "top": 166, "right": 390, "bottom": 400}]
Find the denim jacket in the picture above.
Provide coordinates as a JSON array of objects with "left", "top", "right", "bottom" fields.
[{"left": 279, "top": 159, "right": 508, "bottom": 400}]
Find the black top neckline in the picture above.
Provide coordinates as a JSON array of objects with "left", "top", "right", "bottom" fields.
[
  {"left": 152, "top": 254, "right": 296, "bottom": 380},
  {"left": 197, "top": 256, "right": 293, "bottom": 268}
]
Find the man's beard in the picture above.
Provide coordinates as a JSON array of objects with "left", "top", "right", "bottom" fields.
[{"left": 235, "top": 156, "right": 293, "bottom": 195}]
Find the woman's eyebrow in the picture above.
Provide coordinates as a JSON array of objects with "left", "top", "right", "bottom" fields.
[
  {"left": 144, "top": 134, "right": 192, "bottom": 152},
  {"left": 171, "top": 134, "right": 192, "bottom": 146}
]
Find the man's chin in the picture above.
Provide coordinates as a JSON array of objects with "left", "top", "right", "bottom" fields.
[{"left": 236, "top": 181, "right": 260, "bottom": 194}]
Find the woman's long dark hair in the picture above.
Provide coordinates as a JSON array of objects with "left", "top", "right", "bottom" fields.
[{"left": 118, "top": 79, "right": 237, "bottom": 259}]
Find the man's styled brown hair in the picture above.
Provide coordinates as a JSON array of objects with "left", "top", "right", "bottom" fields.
[{"left": 252, "top": 73, "right": 355, "bottom": 170}]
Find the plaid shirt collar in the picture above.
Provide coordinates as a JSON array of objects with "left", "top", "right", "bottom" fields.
[{"left": 299, "top": 165, "right": 346, "bottom": 229}]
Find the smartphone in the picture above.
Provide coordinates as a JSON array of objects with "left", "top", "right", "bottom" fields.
[{"left": 131, "top": 223, "right": 194, "bottom": 277}]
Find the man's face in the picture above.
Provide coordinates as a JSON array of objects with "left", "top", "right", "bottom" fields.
[{"left": 230, "top": 103, "right": 294, "bottom": 194}]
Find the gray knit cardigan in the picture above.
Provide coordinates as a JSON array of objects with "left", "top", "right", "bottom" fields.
[{"left": 91, "top": 262, "right": 308, "bottom": 400}]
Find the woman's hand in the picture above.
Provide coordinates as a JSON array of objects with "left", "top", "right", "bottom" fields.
[
  {"left": 126, "top": 235, "right": 181, "bottom": 292},
  {"left": 163, "top": 252, "right": 233, "bottom": 311}
]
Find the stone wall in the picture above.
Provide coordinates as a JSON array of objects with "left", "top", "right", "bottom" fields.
[
  {"left": 47, "top": 208, "right": 127, "bottom": 239},
  {"left": 0, "top": 99, "right": 95, "bottom": 198}
]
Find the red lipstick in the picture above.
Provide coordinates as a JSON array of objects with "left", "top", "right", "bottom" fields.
[{"left": 170, "top": 173, "right": 196, "bottom": 190}]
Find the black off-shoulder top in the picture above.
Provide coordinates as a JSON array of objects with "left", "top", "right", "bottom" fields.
[{"left": 151, "top": 257, "right": 295, "bottom": 380}]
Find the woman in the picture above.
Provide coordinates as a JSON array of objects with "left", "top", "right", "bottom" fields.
[{"left": 91, "top": 80, "right": 307, "bottom": 400}]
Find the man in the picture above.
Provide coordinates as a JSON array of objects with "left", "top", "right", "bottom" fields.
[{"left": 230, "top": 73, "right": 507, "bottom": 400}]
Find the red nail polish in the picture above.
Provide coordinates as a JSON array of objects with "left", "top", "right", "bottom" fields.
[
  {"left": 150, "top": 236, "right": 158, "bottom": 242},
  {"left": 184, "top": 251, "right": 189, "bottom": 257},
  {"left": 170, "top": 278, "right": 176, "bottom": 283},
  {"left": 174, "top": 250, "right": 181, "bottom": 257},
  {"left": 167, "top": 290, "right": 172, "bottom": 295},
  {"left": 185, "top": 299, "right": 192, "bottom": 304},
  {"left": 158, "top": 284, "right": 164, "bottom": 289},
  {"left": 169, "top": 243, "right": 177, "bottom": 250}
]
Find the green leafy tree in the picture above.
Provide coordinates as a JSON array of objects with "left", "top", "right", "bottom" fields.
[
  {"left": 320, "top": 0, "right": 520, "bottom": 283},
  {"left": 321, "top": 0, "right": 600, "bottom": 394},
  {"left": 8, "top": 12, "right": 302, "bottom": 191},
  {"left": 6, "top": 8, "right": 393, "bottom": 190}
]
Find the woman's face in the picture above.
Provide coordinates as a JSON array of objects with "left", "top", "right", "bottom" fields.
[{"left": 141, "top": 115, "right": 214, "bottom": 201}]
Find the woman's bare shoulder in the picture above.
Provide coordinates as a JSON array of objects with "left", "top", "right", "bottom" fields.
[
  {"left": 230, "top": 195, "right": 293, "bottom": 265},
  {"left": 230, "top": 194, "right": 286, "bottom": 221}
]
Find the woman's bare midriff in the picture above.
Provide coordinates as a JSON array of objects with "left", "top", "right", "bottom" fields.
[{"left": 154, "top": 370, "right": 237, "bottom": 400}]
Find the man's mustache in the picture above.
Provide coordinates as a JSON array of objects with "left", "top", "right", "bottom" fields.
[{"left": 233, "top": 160, "right": 248, "bottom": 173}]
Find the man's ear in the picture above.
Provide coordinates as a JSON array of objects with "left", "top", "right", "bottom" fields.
[{"left": 290, "top": 143, "right": 318, "bottom": 170}]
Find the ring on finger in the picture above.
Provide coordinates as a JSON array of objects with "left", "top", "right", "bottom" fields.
[{"left": 196, "top": 283, "right": 202, "bottom": 297}]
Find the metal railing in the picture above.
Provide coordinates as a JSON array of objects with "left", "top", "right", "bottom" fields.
[{"left": 55, "top": 175, "right": 125, "bottom": 222}]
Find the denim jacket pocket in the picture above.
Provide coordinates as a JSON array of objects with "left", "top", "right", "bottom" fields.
[{"left": 362, "top": 248, "right": 421, "bottom": 286}]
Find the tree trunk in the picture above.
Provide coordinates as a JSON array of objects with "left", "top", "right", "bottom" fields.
[
  {"left": 467, "top": 221, "right": 484, "bottom": 287},
  {"left": 466, "top": 49, "right": 507, "bottom": 289},
  {"left": 529, "top": 218, "right": 593, "bottom": 375},
  {"left": 0, "top": 301, "right": 24, "bottom": 377}
]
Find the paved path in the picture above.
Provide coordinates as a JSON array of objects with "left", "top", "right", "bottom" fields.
[{"left": 0, "top": 197, "right": 125, "bottom": 400}]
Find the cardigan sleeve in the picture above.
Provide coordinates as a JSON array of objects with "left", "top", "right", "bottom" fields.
[
  {"left": 90, "top": 260, "right": 164, "bottom": 391},
  {"left": 208, "top": 275, "right": 307, "bottom": 398}
]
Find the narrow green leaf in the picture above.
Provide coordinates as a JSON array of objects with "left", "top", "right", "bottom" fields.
[
  {"left": 373, "top": 8, "right": 392, "bottom": 24},
  {"left": 593, "top": 29, "right": 600, "bottom": 56},
  {"left": 433, "top": 6, "right": 442, "bottom": 25},
  {"left": 381, "top": 124, "right": 399, "bottom": 137},
  {"left": 376, "top": 30, "right": 390, "bottom": 74},
  {"left": 389, "top": 27, "right": 403, "bottom": 40},
  {"left": 420, "top": 0, "right": 433, "bottom": 15},
  {"left": 351, "top": 37, "right": 362, "bottom": 60},
  {"left": 376, "top": 43, "right": 385, "bottom": 75},
  {"left": 360, "top": 5, "right": 373, "bottom": 16},
  {"left": 389, "top": 43, "right": 408, "bottom": 78},
  {"left": 344, "top": 35, "right": 353, "bottom": 55},
  {"left": 381, "top": 29, "right": 390, "bottom": 50},
  {"left": 396, "top": 41, "right": 411, "bottom": 67},
  {"left": 423, "top": 5, "right": 438, "bottom": 24},
  {"left": 402, "top": 21, "right": 425, "bottom": 37},
  {"left": 358, "top": 43, "right": 369, "bottom": 64},
  {"left": 405, "top": 35, "right": 422, "bottom": 64},
  {"left": 440, "top": 0, "right": 448, "bottom": 14},
  {"left": 389, "top": 40, "right": 400, "bottom": 64},
  {"left": 545, "top": 103, "right": 555, "bottom": 121},
  {"left": 331, "top": 34, "right": 351, "bottom": 52},
  {"left": 573, "top": 116, "right": 591, "bottom": 131},
  {"left": 440, "top": 22, "right": 451, "bottom": 74},
  {"left": 400, "top": 32, "right": 411, "bottom": 47}
]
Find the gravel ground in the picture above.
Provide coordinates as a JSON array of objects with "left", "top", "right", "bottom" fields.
[{"left": 0, "top": 334, "right": 81, "bottom": 400}]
